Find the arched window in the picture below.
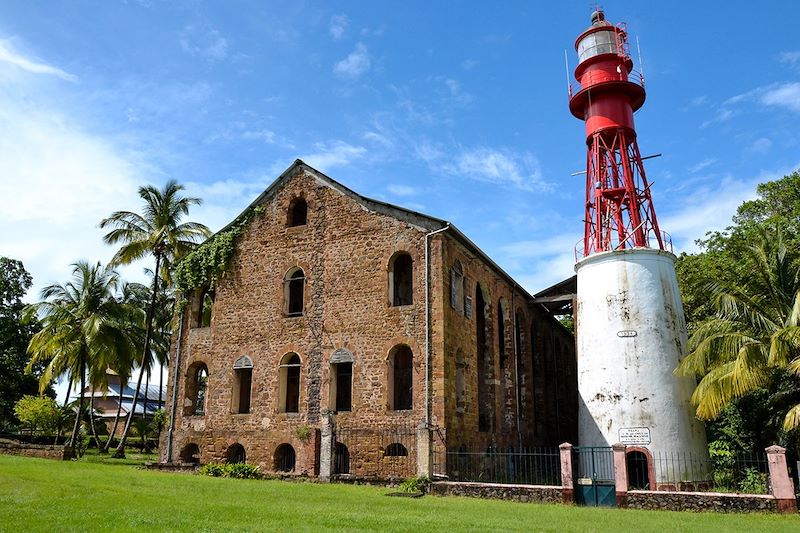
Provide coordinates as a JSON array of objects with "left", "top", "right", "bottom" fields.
[
  {"left": 389, "top": 252, "right": 413, "bottom": 306},
  {"left": 274, "top": 443, "right": 296, "bottom": 472},
  {"left": 450, "top": 261, "right": 464, "bottom": 311},
  {"left": 184, "top": 362, "right": 208, "bottom": 416},
  {"left": 287, "top": 197, "right": 307, "bottom": 227},
  {"left": 334, "top": 442, "right": 350, "bottom": 475},
  {"left": 180, "top": 443, "right": 201, "bottom": 465},
  {"left": 463, "top": 276, "right": 473, "bottom": 318},
  {"left": 226, "top": 443, "right": 246, "bottom": 464},
  {"left": 284, "top": 268, "right": 305, "bottom": 316},
  {"left": 385, "top": 443, "right": 408, "bottom": 457},
  {"left": 232, "top": 355, "right": 253, "bottom": 414},
  {"left": 388, "top": 345, "right": 413, "bottom": 411},
  {"left": 279, "top": 353, "right": 301, "bottom": 413},
  {"left": 627, "top": 450, "right": 651, "bottom": 490},
  {"left": 197, "top": 288, "right": 214, "bottom": 328}
]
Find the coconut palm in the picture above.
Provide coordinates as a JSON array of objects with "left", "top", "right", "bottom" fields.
[
  {"left": 100, "top": 180, "right": 209, "bottom": 457},
  {"left": 676, "top": 226, "right": 800, "bottom": 430},
  {"left": 25, "top": 261, "right": 141, "bottom": 454}
]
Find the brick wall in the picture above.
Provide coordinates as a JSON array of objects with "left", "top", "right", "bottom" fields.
[{"left": 0, "top": 441, "right": 70, "bottom": 460}]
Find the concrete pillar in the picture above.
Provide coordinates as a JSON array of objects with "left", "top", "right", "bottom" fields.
[
  {"left": 559, "top": 442, "right": 574, "bottom": 504},
  {"left": 766, "top": 445, "right": 797, "bottom": 513},
  {"left": 612, "top": 443, "right": 628, "bottom": 508},
  {"left": 318, "top": 412, "right": 334, "bottom": 482},
  {"left": 416, "top": 422, "right": 432, "bottom": 477}
]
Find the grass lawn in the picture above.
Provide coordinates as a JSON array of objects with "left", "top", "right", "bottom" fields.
[{"left": 0, "top": 455, "right": 798, "bottom": 532}]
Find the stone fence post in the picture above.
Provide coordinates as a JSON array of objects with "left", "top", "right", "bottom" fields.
[
  {"left": 559, "top": 442, "right": 574, "bottom": 504},
  {"left": 416, "top": 422, "right": 432, "bottom": 477},
  {"left": 612, "top": 443, "right": 628, "bottom": 508},
  {"left": 766, "top": 445, "right": 797, "bottom": 513},
  {"left": 318, "top": 412, "right": 334, "bottom": 482}
]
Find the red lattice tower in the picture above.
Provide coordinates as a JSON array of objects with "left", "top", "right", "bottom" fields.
[{"left": 569, "top": 10, "right": 666, "bottom": 258}]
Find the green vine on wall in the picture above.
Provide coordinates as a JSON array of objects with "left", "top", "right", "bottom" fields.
[{"left": 174, "top": 205, "right": 264, "bottom": 297}]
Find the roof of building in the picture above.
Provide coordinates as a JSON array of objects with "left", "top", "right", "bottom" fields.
[{"left": 216, "top": 159, "right": 572, "bottom": 325}]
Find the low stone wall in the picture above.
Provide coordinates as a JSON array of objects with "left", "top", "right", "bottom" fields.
[
  {"left": 626, "top": 490, "right": 778, "bottom": 513},
  {"left": 430, "top": 481, "right": 564, "bottom": 504},
  {"left": 0, "top": 440, "right": 71, "bottom": 460},
  {"left": 144, "top": 462, "right": 199, "bottom": 473}
]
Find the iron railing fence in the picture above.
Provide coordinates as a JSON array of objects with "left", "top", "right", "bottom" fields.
[
  {"left": 332, "top": 426, "right": 416, "bottom": 479},
  {"left": 441, "top": 446, "right": 561, "bottom": 486},
  {"left": 643, "top": 450, "right": 771, "bottom": 494}
]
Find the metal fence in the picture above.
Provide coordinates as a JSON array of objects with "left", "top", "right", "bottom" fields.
[
  {"left": 332, "top": 426, "right": 416, "bottom": 479},
  {"left": 647, "top": 450, "right": 771, "bottom": 494},
  {"left": 441, "top": 446, "right": 561, "bottom": 486}
]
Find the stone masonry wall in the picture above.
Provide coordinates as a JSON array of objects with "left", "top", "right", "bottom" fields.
[
  {"left": 163, "top": 167, "right": 443, "bottom": 478},
  {"left": 626, "top": 490, "right": 778, "bottom": 513},
  {"left": 0, "top": 441, "right": 70, "bottom": 460},
  {"left": 430, "top": 481, "right": 564, "bottom": 504}
]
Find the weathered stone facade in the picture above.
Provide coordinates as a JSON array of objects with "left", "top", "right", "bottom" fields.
[{"left": 160, "top": 161, "right": 576, "bottom": 479}]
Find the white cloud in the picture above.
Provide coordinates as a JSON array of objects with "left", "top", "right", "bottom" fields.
[
  {"left": 0, "top": 101, "right": 146, "bottom": 300},
  {"left": 760, "top": 82, "right": 800, "bottom": 112},
  {"left": 329, "top": 14, "right": 349, "bottom": 40},
  {"left": 300, "top": 140, "right": 366, "bottom": 171},
  {"left": 688, "top": 158, "right": 716, "bottom": 173},
  {"left": 387, "top": 184, "right": 417, "bottom": 196},
  {"left": 700, "top": 108, "right": 735, "bottom": 128},
  {"left": 241, "top": 129, "right": 276, "bottom": 144},
  {"left": 779, "top": 51, "right": 800, "bottom": 67},
  {"left": 747, "top": 137, "right": 772, "bottom": 154},
  {"left": 444, "top": 78, "right": 474, "bottom": 106},
  {"left": 180, "top": 26, "right": 229, "bottom": 61},
  {"left": 440, "top": 147, "right": 550, "bottom": 192},
  {"left": 333, "top": 43, "right": 371, "bottom": 79},
  {"left": 461, "top": 59, "right": 478, "bottom": 71},
  {"left": 0, "top": 39, "right": 77, "bottom": 82}
]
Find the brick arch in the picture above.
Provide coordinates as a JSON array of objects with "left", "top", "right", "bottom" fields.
[
  {"left": 277, "top": 260, "right": 311, "bottom": 318},
  {"left": 625, "top": 446, "right": 656, "bottom": 490}
]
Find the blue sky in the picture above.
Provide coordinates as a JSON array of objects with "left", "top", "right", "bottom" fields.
[{"left": 2, "top": 1, "right": 800, "bottom": 302}]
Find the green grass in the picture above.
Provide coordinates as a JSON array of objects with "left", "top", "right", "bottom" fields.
[{"left": 0, "top": 455, "right": 797, "bottom": 532}]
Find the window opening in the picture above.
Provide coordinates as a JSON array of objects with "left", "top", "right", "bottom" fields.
[
  {"left": 275, "top": 444, "right": 296, "bottom": 472},
  {"left": 389, "top": 345, "right": 413, "bottom": 410},
  {"left": 331, "top": 362, "right": 352, "bottom": 412},
  {"left": 390, "top": 253, "right": 413, "bottom": 306},
  {"left": 232, "top": 355, "right": 253, "bottom": 414},
  {"left": 194, "top": 365, "right": 208, "bottom": 416},
  {"left": 287, "top": 198, "right": 307, "bottom": 227},
  {"left": 279, "top": 353, "right": 301, "bottom": 413},
  {"left": 450, "top": 261, "right": 464, "bottom": 310},
  {"left": 226, "top": 443, "right": 246, "bottom": 464},
  {"left": 385, "top": 443, "right": 408, "bottom": 457},
  {"left": 285, "top": 268, "right": 305, "bottom": 316},
  {"left": 334, "top": 442, "right": 350, "bottom": 475}
]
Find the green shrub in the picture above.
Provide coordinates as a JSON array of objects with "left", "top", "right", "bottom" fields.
[
  {"left": 738, "top": 468, "right": 768, "bottom": 494},
  {"left": 398, "top": 475, "right": 430, "bottom": 493},
  {"left": 199, "top": 462, "right": 260, "bottom": 479},
  {"left": 199, "top": 463, "right": 226, "bottom": 477},
  {"left": 226, "top": 463, "right": 260, "bottom": 479},
  {"left": 295, "top": 425, "right": 312, "bottom": 442}
]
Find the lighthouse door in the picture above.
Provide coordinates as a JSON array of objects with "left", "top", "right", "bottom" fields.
[{"left": 574, "top": 446, "right": 616, "bottom": 507}]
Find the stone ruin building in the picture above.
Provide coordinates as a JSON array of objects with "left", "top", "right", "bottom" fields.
[{"left": 160, "top": 160, "right": 576, "bottom": 479}]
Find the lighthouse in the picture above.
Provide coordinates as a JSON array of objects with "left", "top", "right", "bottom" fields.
[{"left": 568, "top": 10, "right": 707, "bottom": 481}]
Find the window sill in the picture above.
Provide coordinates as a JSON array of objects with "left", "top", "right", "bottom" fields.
[
  {"left": 388, "top": 304, "right": 414, "bottom": 310},
  {"left": 283, "top": 313, "right": 304, "bottom": 319},
  {"left": 230, "top": 412, "right": 252, "bottom": 417}
]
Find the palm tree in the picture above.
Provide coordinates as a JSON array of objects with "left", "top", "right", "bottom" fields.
[
  {"left": 101, "top": 180, "right": 209, "bottom": 457},
  {"left": 676, "top": 226, "right": 800, "bottom": 430},
  {"left": 25, "top": 261, "right": 140, "bottom": 454}
]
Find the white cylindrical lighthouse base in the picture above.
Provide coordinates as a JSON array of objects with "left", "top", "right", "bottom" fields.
[{"left": 575, "top": 248, "right": 707, "bottom": 483}]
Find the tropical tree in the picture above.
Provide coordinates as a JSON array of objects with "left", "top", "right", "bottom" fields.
[
  {"left": 675, "top": 226, "right": 800, "bottom": 434},
  {"left": 100, "top": 180, "right": 209, "bottom": 457},
  {"left": 24, "top": 261, "right": 141, "bottom": 454}
]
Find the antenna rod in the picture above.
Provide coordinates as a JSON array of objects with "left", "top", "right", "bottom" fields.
[
  {"left": 636, "top": 36, "right": 645, "bottom": 83},
  {"left": 564, "top": 49, "right": 571, "bottom": 97}
]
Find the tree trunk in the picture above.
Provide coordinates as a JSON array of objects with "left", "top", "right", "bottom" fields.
[
  {"left": 69, "top": 356, "right": 86, "bottom": 455},
  {"left": 56, "top": 373, "right": 73, "bottom": 445},
  {"left": 103, "top": 382, "right": 126, "bottom": 453},
  {"left": 89, "top": 393, "right": 103, "bottom": 452},
  {"left": 114, "top": 253, "right": 161, "bottom": 458}
]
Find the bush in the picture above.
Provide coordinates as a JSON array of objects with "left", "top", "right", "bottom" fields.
[
  {"left": 738, "top": 468, "right": 769, "bottom": 494},
  {"left": 13, "top": 396, "right": 60, "bottom": 435},
  {"left": 398, "top": 475, "right": 430, "bottom": 493},
  {"left": 199, "top": 462, "right": 260, "bottom": 479},
  {"left": 199, "top": 463, "right": 226, "bottom": 477}
]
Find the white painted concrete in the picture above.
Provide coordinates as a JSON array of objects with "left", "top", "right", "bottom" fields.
[{"left": 575, "top": 249, "right": 707, "bottom": 480}]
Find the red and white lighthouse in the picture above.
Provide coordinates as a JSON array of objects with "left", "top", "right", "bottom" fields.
[{"left": 569, "top": 10, "right": 707, "bottom": 482}]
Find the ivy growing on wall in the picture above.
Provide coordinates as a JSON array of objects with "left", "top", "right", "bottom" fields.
[{"left": 174, "top": 205, "right": 264, "bottom": 296}]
